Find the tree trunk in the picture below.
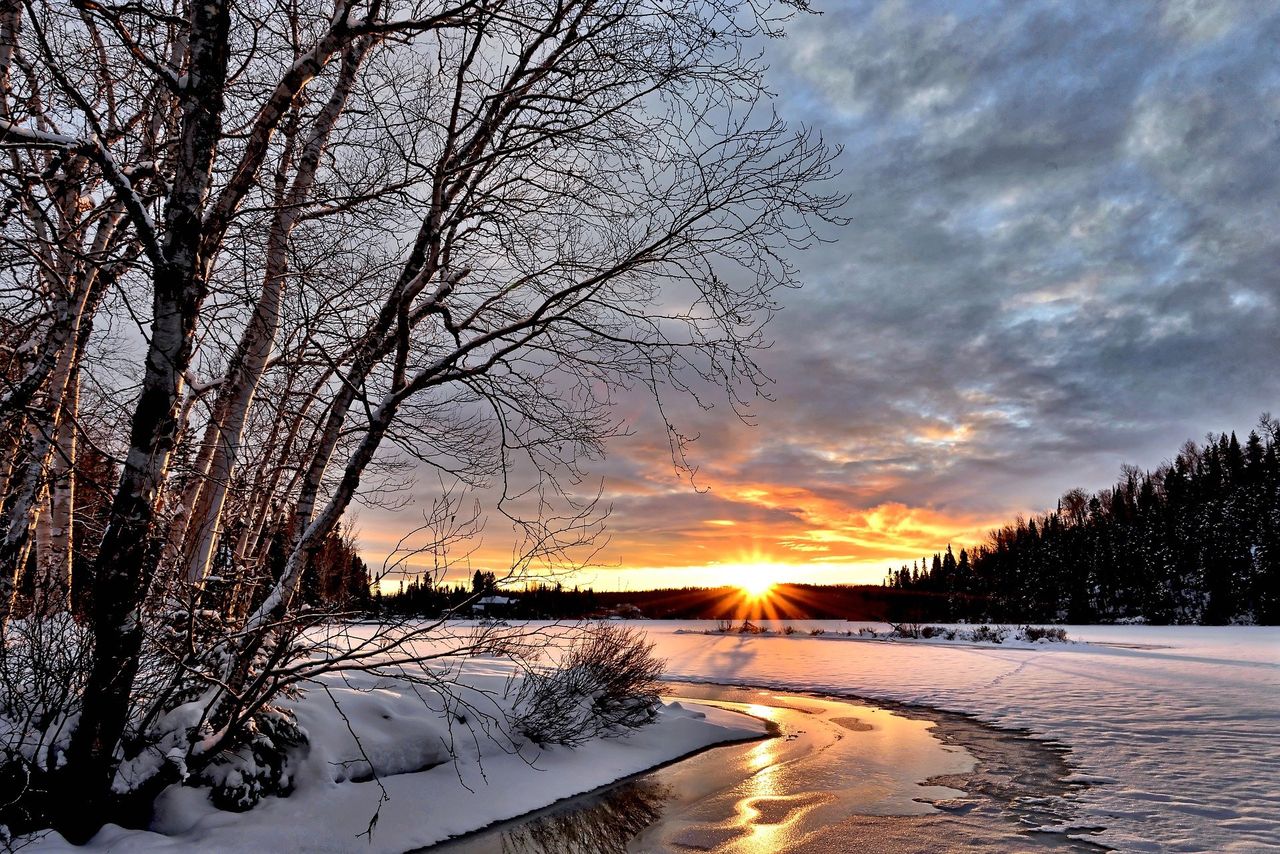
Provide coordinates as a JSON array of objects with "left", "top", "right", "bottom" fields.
[
  {"left": 0, "top": 279, "right": 99, "bottom": 620},
  {"left": 57, "top": 0, "right": 233, "bottom": 838},
  {"left": 0, "top": 417, "right": 49, "bottom": 615},
  {"left": 181, "top": 39, "right": 372, "bottom": 585},
  {"left": 34, "top": 371, "right": 76, "bottom": 614},
  {"left": 0, "top": 178, "right": 119, "bottom": 620}
]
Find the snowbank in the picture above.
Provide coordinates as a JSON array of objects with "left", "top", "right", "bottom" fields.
[{"left": 26, "top": 644, "right": 765, "bottom": 853}]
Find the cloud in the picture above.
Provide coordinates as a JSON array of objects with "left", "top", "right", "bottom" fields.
[{"left": 364, "top": 0, "right": 1280, "bottom": 588}]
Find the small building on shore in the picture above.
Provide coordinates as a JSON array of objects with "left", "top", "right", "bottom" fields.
[{"left": 472, "top": 595, "right": 517, "bottom": 618}]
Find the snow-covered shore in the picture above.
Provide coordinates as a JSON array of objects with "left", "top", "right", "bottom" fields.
[{"left": 27, "top": 646, "right": 765, "bottom": 854}]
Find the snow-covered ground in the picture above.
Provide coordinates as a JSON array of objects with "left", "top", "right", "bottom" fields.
[
  {"left": 28, "top": 645, "right": 765, "bottom": 854},
  {"left": 646, "top": 621, "right": 1280, "bottom": 853},
  {"left": 25, "top": 621, "right": 1279, "bottom": 853}
]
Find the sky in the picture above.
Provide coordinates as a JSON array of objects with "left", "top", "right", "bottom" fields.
[{"left": 365, "top": 0, "right": 1280, "bottom": 591}]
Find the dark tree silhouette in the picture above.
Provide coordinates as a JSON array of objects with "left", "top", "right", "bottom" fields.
[{"left": 887, "top": 417, "right": 1280, "bottom": 625}]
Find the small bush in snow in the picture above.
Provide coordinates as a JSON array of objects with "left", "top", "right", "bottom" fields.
[
  {"left": 809, "top": 628, "right": 825, "bottom": 636},
  {"left": 782, "top": 625, "right": 797, "bottom": 635},
  {"left": 197, "top": 707, "right": 306, "bottom": 811},
  {"left": 0, "top": 613, "right": 92, "bottom": 834},
  {"left": 857, "top": 626, "right": 877, "bottom": 637},
  {"left": 513, "top": 624, "right": 664, "bottom": 747},
  {"left": 1020, "top": 625, "right": 1069, "bottom": 643},
  {"left": 737, "top": 620, "right": 766, "bottom": 634},
  {"left": 969, "top": 625, "right": 1009, "bottom": 644},
  {"left": 715, "top": 620, "right": 734, "bottom": 633}
]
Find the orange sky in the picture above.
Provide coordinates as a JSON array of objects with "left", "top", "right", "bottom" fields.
[{"left": 358, "top": 414, "right": 1013, "bottom": 592}]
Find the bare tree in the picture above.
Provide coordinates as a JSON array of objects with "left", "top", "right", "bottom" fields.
[{"left": 0, "top": 0, "right": 842, "bottom": 840}]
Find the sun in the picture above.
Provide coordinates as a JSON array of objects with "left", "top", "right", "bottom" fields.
[{"left": 735, "top": 565, "right": 777, "bottom": 599}]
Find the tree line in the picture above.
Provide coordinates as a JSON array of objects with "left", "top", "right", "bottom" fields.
[
  {"left": 378, "top": 576, "right": 607, "bottom": 619},
  {"left": 887, "top": 417, "right": 1280, "bottom": 624}
]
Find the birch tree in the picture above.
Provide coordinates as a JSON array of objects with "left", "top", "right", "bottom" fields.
[{"left": 0, "top": 0, "right": 841, "bottom": 839}]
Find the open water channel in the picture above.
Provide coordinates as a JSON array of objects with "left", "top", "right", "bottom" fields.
[{"left": 429, "top": 682, "right": 1105, "bottom": 853}]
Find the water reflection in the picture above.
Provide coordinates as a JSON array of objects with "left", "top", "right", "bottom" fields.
[
  {"left": 479, "top": 779, "right": 671, "bottom": 854},
  {"left": 433, "top": 686, "right": 1104, "bottom": 853},
  {"left": 734, "top": 733, "right": 803, "bottom": 853}
]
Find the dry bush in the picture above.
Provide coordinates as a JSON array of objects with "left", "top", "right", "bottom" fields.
[
  {"left": 1020, "top": 625, "right": 1069, "bottom": 643},
  {"left": 969, "top": 625, "right": 1010, "bottom": 644},
  {"left": 0, "top": 613, "right": 92, "bottom": 833},
  {"left": 513, "top": 625, "right": 665, "bottom": 747}
]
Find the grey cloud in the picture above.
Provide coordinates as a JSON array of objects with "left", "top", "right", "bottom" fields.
[{"left": 676, "top": 0, "right": 1280, "bottom": 513}]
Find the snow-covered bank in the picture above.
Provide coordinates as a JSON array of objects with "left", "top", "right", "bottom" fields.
[
  {"left": 27, "top": 645, "right": 765, "bottom": 854},
  {"left": 646, "top": 621, "right": 1280, "bottom": 853}
]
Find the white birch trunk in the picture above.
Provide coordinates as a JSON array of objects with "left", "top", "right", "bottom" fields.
[
  {"left": 1, "top": 207, "right": 120, "bottom": 617},
  {"left": 34, "top": 371, "right": 77, "bottom": 614},
  {"left": 182, "top": 38, "right": 373, "bottom": 584}
]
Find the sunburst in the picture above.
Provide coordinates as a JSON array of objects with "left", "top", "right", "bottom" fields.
[{"left": 733, "top": 564, "right": 777, "bottom": 599}]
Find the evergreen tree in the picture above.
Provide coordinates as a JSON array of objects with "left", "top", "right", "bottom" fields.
[{"left": 930, "top": 416, "right": 1279, "bottom": 625}]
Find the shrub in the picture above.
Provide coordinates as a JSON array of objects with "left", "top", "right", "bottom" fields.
[
  {"left": 969, "top": 625, "right": 1009, "bottom": 644},
  {"left": 809, "top": 628, "right": 825, "bottom": 636},
  {"left": 857, "top": 626, "right": 878, "bottom": 637},
  {"left": 0, "top": 614, "right": 93, "bottom": 833},
  {"left": 782, "top": 625, "right": 797, "bottom": 635},
  {"left": 715, "top": 620, "right": 734, "bottom": 633},
  {"left": 198, "top": 708, "right": 306, "bottom": 811},
  {"left": 1020, "top": 625, "right": 1069, "bottom": 643},
  {"left": 512, "top": 624, "right": 664, "bottom": 747}
]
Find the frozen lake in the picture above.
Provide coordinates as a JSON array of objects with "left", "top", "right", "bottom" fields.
[
  {"left": 435, "top": 682, "right": 1104, "bottom": 853},
  {"left": 641, "top": 621, "right": 1280, "bottom": 852},
  {"left": 27, "top": 622, "right": 1275, "bottom": 853}
]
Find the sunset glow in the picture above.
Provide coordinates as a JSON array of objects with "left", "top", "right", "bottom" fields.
[
  {"left": 354, "top": 0, "right": 1277, "bottom": 595},
  {"left": 364, "top": 473, "right": 1011, "bottom": 592},
  {"left": 732, "top": 566, "right": 777, "bottom": 599}
]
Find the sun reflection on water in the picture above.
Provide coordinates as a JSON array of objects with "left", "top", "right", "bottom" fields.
[{"left": 725, "top": 703, "right": 822, "bottom": 853}]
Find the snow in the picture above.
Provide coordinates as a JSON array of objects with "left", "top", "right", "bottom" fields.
[
  {"left": 26, "top": 648, "right": 765, "bottom": 854},
  {"left": 21, "top": 621, "right": 1279, "bottom": 852},
  {"left": 646, "top": 621, "right": 1280, "bottom": 853}
]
